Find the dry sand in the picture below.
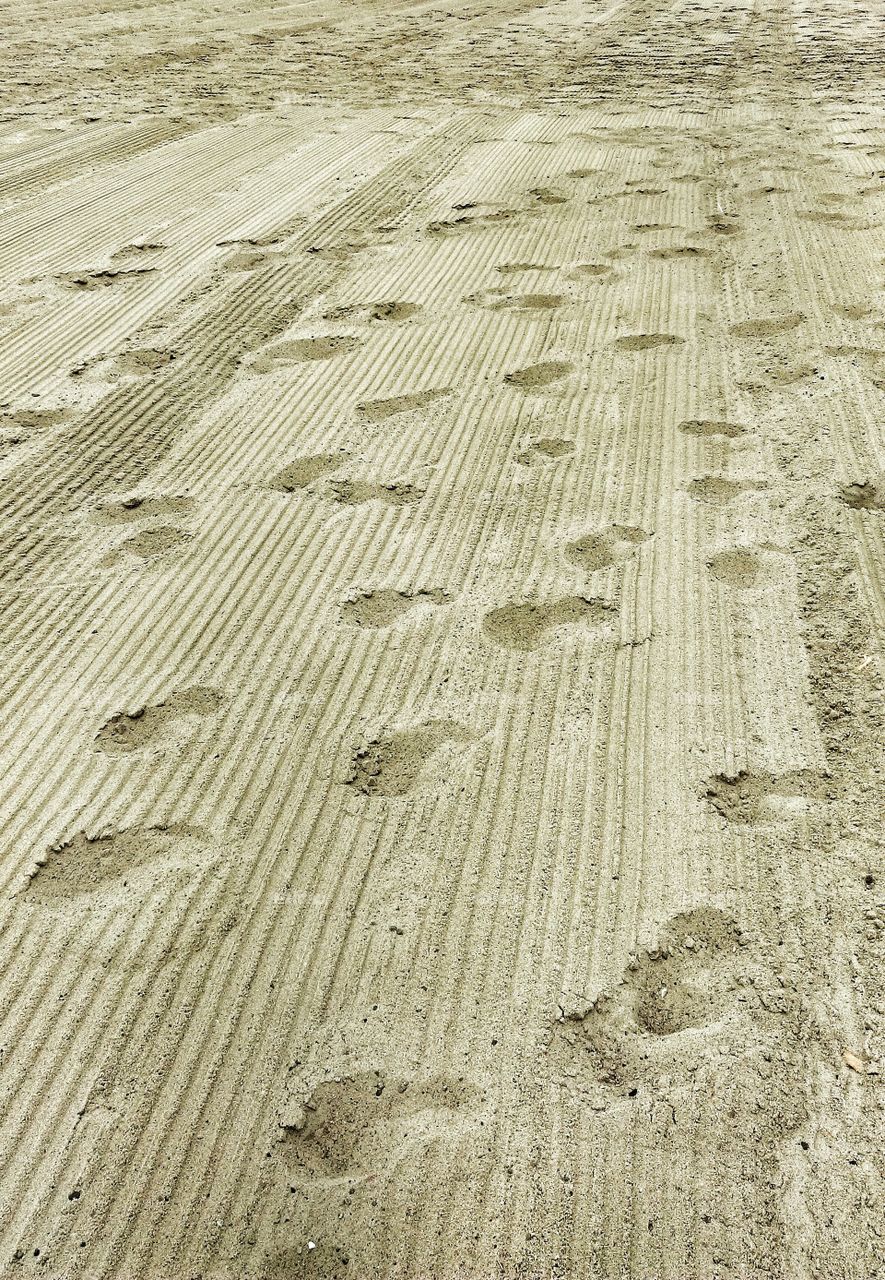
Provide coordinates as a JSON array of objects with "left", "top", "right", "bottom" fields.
[{"left": 0, "top": 0, "right": 883, "bottom": 1276}]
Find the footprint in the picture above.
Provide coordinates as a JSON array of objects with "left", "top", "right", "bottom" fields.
[
  {"left": 105, "top": 526, "right": 192, "bottom": 563},
  {"left": 268, "top": 453, "right": 349, "bottom": 492},
  {"left": 707, "top": 548, "right": 763, "bottom": 588},
  {"left": 550, "top": 908, "right": 755, "bottom": 1093},
  {"left": 529, "top": 186, "right": 568, "bottom": 205},
  {"left": 111, "top": 242, "right": 166, "bottom": 262},
  {"left": 729, "top": 314, "right": 804, "bottom": 339},
  {"left": 483, "top": 596, "right": 613, "bottom": 651},
  {"left": 254, "top": 336, "right": 361, "bottom": 369},
  {"left": 738, "top": 364, "right": 817, "bottom": 390},
  {"left": 613, "top": 333, "right": 684, "bottom": 351},
  {"left": 113, "top": 348, "right": 178, "bottom": 377},
  {"left": 832, "top": 303, "right": 873, "bottom": 321},
  {"left": 570, "top": 263, "right": 618, "bottom": 282},
  {"left": 516, "top": 437, "right": 574, "bottom": 465},
  {"left": 838, "top": 479, "right": 884, "bottom": 511},
  {"left": 341, "top": 588, "right": 450, "bottom": 628},
  {"left": 706, "top": 217, "right": 741, "bottom": 236},
  {"left": 648, "top": 246, "right": 711, "bottom": 260},
  {"left": 472, "top": 293, "right": 563, "bottom": 313},
  {"left": 503, "top": 360, "right": 573, "bottom": 390},
  {"left": 0, "top": 407, "right": 66, "bottom": 455},
  {"left": 678, "top": 419, "right": 747, "bottom": 439},
  {"left": 357, "top": 389, "right": 450, "bottom": 422},
  {"left": 279, "top": 1072, "right": 478, "bottom": 1183},
  {"left": 345, "top": 720, "right": 470, "bottom": 797},
  {"left": 687, "top": 476, "right": 766, "bottom": 504},
  {"left": 59, "top": 267, "right": 157, "bottom": 290},
  {"left": 224, "top": 249, "right": 278, "bottom": 271},
  {"left": 23, "top": 824, "right": 205, "bottom": 904},
  {"left": 328, "top": 480, "right": 423, "bottom": 507},
  {"left": 704, "top": 770, "right": 816, "bottom": 825},
  {"left": 565, "top": 525, "right": 649, "bottom": 572},
  {"left": 0, "top": 407, "right": 67, "bottom": 434},
  {"left": 496, "top": 262, "right": 555, "bottom": 275},
  {"left": 368, "top": 300, "right": 420, "bottom": 322},
  {"left": 95, "top": 687, "right": 222, "bottom": 753},
  {"left": 92, "top": 495, "right": 195, "bottom": 524}
]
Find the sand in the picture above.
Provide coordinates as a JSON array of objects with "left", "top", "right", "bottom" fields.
[{"left": 0, "top": 0, "right": 883, "bottom": 1276}]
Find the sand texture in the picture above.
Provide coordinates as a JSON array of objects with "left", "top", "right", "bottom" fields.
[{"left": 0, "top": 0, "right": 883, "bottom": 1276}]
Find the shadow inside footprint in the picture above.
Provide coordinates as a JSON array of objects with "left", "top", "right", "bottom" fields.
[
  {"left": 341, "top": 588, "right": 450, "bottom": 628},
  {"left": 565, "top": 525, "right": 649, "bottom": 573},
  {"left": 483, "top": 596, "right": 613, "bottom": 650},
  {"left": 345, "top": 720, "right": 470, "bottom": 796},
  {"left": 280, "top": 1072, "right": 479, "bottom": 1184}
]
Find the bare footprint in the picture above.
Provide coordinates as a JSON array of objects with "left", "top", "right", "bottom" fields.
[
  {"left": 496, "top": 262, "right": 555, "bottom": 275},
  {"left": 92, "top": 495, "right": 195, "bottom": 524},
  {"left": 729, "top": 314, "right": 804, "bottom": 339},
  {"left": 254, "top": 336, "right": 362, "bottom": 369},
  {"left": 341, "top": 588, "right": 450, "bottom": 628},
  {"left": 613, "top": 333, "right": 684, "bottom": 351},
  {"left": 704, "top": 769, "right": 818, "bottom": 825},
  {"left": 328, "top": 480, "right": 423, "bottom": 507},
  {"left": 357, "top": 389, "right": 450, "bottom": 422},
  {"left": 687, "top": 476, "right": 767, "bottom": 504},
  {"left": 679, "top": 419, "right": 747, "bottom": 439},
  {"left": 503, "top": 360, "right": 573, "bottom": 390},
  {"left": 0, "top": 407, "right": 67, "bottom": 434},
  {"left": 95, "top": 687, "right": 222, "bottom": 753},
  {"left": 113, "top": 348, "right": 178, "bottom": 377},
  {"left": 59, "top": 267, "right": 157, "bottom": 290},
  {"left": 838, "top": 479, "right": 884, "bottom": 511},
  {"left": 565, "top": 525, "right": 649, "bottom": 572},
  {"left": 648, "top": 246, "right": 712, "bottom": 260},
  {"left": 368, "top": 300, "right": 421, "bottom": 322},
  {"left": 549, "top": 908, "right": 759, "bottom": 1094},
  {"left": 345, "top": 721, "right": 470, "bottom": 797},
  {"left": 570, "top": 263, "right": 618, "bottom": 282},
  {"left": 483, "top": 596, "right": 613, "bottom": 650},
  {"left": 280, "top": 1072, "right": 478, "bottom": 1184},
  {"left": 23, "top": 825, "right": 206, "bottom": 904},
  {"left": 104, "top": 526, "right": 191, "bottom": 564},
  {"left": 516, "top": 437, "right": 574, "bottom": 465},
  {"left": 479, "top": 293, "right": 563, "bottom": 313},
  {"left": 111, "top": 242, "right": 166, "bottom": 263},
  {"left": 269, "top": 453, "right": 349, "bottom": 492},
  {"left": 707, "top": 548, "right": 764, "bottom": 588}
]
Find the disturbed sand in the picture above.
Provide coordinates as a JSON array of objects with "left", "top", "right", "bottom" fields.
[{"left": 0, "top": 0, "right": 883, "bottom": 1277}]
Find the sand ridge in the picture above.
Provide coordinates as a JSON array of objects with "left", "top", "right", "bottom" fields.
[{"left": 0, "top": 0, "right": 882, "bottom": 1276}]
